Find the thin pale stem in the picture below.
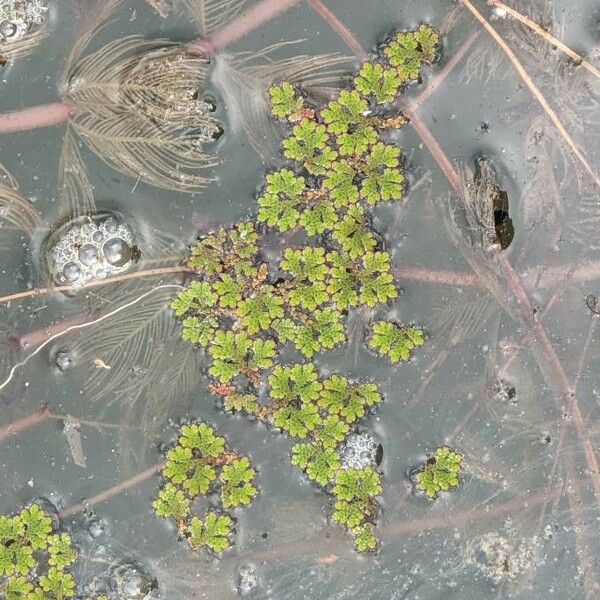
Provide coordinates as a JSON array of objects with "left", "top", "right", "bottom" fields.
[
  {"left": 488, "top": 0, "right": 600, "bottom": 81},
  {"left": 0, "top": 285, "right": 183, "bottom": 393},
  {"left": 459, "top": 0, "right": 600, "bottom": 188},
  {"left": 0, "top": 265, "right": 190, "bottom": 306}
]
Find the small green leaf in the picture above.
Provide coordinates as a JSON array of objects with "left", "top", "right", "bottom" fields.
[
  {"left": 47, "top": 533, "right": 77, "bottom": 570},
  {"left": 332, "top": 206, "right": 377, "bottom": 258},
  {"left": 273, "top": 403, "right": 321, "bottom": 438},
  {"left": 179, "top": 423, "right": 226, "bottom": 457},
  {"left": 182, "top": 315, "right": 218, "bottom": 347},
  {"left": 164, "top": 446, "right": 194, "bottom": 484},
  {"left": 283, "top": 119, "right": 337, "bottom": 175},
  {"left": 334, "top": 468, "right": 382, "bottom": 503},
  {"left": 184, "top": 464, "right": 217, "bottom": 497},
  {"left": 5, "top": 576, "right": 34, "bottom": 599},
  {"left": 314, "top": 415, "right": 350, "bottom": 449},
  {"left": 238, "top": 287, "right": 285, "bottom": 334},
  {"left": 322, "top": 90, "right": 368, "bottom": 135},
  {"left": 220, "top": 457, "right": 257, "bottom": 508},
  {"left": 351, "top": 523, "right": 378, "bottom": 552},
  {"left": 368, "top": 321, "right": 424, "bottom": 363},
  {"left": 291, "top": 443, "right": 340, "bottom": 486},
  {"left": 269, "top": 82, "right": 304, "bottom": 120},
  {"left": 223, "top": 393, "right": 259, "bottom": 415},
  {"left": 319, "top": 376, "right": 382, "bottom": 424},
  {"left": 361, "top": 143, "right": 404, "bottom": 205},
  {"left": 415, "top": 447, "right": 463, "bottom": 499},
  {"left": 38, "top": 567, "right": 76, "bottom": 597},
  {"left": 19, "top": 504, "right": 52, "bottom": 551},
  {"left": 171, "top": 281, "right": 217, "bottom": 317},
  {"left": 153, "top": 483, "right": 191, "bottom": 520},
  {"left": 188, "top": 512, "right": 233, "bottom": 553},
  {"left": 213, "top": 274, "right": 244, "bottom": 309},
  {"left": 354, "top": 62, "right": 401, "bottom": 104},
  {"left": 299, "top": 202, "right": 338, "bottom": 236},
  {"left": 333, "top": 499, "right": 367, "bottom": 528},
  {"left": 257, "top": 169, "right": 306, "bottom": 232},
  {"left": 323, "top": 161, "right": 359, "bottom": 208},
  {"left": 269, "top": 363, "right": 322, "bottom": 404}
]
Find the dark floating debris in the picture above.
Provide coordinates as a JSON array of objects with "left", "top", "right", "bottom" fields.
[
  {"left": 585, "top": 294, "right": 600, "bottom": 314},
  {"left": 476, "top": 157, "right": 514, "bottom": 251}
]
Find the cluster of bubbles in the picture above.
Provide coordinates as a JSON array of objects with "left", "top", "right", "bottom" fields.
[
  {"left": 0, "top": 0, "right": 47, "bottom": 41},
  {"left": 48, "top": 213, "right": 138, "bottom": 288},
  {"left": 339, "top": 432, "right": 382, "bottom": 470}
]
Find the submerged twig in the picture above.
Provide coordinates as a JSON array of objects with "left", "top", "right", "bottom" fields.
[
  {"left": 0, "top": 265, "right": 189, "bottom": 306},
  {"left": 306, "top": 0, "right": 369, "bottom": 61},
  {"left": 59, "top": 462, "right": 164, "bottom": 519},
  {"left": 487, "top": 0, "right": 600, "bottom": 81},
  {"left": 459, "top": 0, "right": 600, "bottom": 188}
]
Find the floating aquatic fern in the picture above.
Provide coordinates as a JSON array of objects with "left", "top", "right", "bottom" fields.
[
  {"left": 173, "top": 25, "right": 439, "bottom": 551},
  {"left": 154, "top": 422, "right": 257, "bottom": 553},
  {"left": 368, "top": 321, "right": 425, "bottom": 363},
  {"left": 0, "top": 503, "right": 107, "bottom": 599},
  {"left": 415, "top": 447, "right": 464, "bottom": 499}
]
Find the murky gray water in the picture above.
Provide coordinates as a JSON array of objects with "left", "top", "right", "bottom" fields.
[{"left": 1, "top": 0, "right": 600, "bottom": 598}]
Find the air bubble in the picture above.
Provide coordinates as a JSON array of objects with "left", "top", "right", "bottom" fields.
[
  {"left": 79, "top": 244, "right": 99, "bottom": 267},
  {"left": 103, "top": 238, "right": 132, "bottom": 267},
  {"left": 45, "top": 212, "right": 138, "bottom": 289},
  {"left": 54, "top": 351, "right": 73, "bottom": 372},
  {"left": 109, "top": 562, "right": 158, "bottom": 599},
  {"left": 340, "top": 433, "right": 379, "bottom": 470},
  {"left": 63, "top": 262, "right": 81, "bottom": 282},
  {"left": 0, "top": 20, "right": 17, "bottom": 38},
  {"left": 237, "top": 565, "right": 258, "bottom": 596}
]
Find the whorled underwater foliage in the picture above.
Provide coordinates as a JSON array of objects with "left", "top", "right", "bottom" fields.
[{"left": 172, "top": 25, "right": 440, "bottom": 552}]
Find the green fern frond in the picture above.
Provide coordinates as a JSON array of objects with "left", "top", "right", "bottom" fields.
[{"left": 368, "top": 321, "right": 424, "bottom": 363}]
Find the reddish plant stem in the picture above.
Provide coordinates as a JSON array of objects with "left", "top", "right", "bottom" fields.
[
  {"left": 186, "top": 0, "right": 303, "bottom": 56},
  {"left": 392, "top": 264, "right": 479, "bottom": 287},
  {"left": 244, "top": 487, "right": 562, "bottom": 563},
  {"left": 0, "top": 102, "right": 73, "bottom": 134},
  {"left": 0, "top": 406, "right": 52, "bottom": 443},
  {"left": 306, "top": 0, "right": 369, "bottom": 61},
  {"left": 1, "top": 0, "right": 303, "bottom": 134},
  {"left": 59, "top": 462, "right": 164, "bottom": 519},
  {"left": 315, "top": 6, "right": 600, "bottom": 516}
]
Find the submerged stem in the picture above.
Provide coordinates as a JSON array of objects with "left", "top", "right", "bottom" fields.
[
  {"left": 186, "top": 0, "right": 303, "bottom": 55},
  {"left": 488, "top": 0, "right": 600, "bottom": 81},
  {"left": 459, "top": 0, "right": 600, "bottom": 188},
  {"left": 0, "top": 102, "right": 73, "bottom": 134}
]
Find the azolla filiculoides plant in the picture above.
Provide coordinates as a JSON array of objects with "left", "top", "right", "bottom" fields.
[
  {"left": 415, "top": 447, "right": 464, "bottom": 499},
  {"left": 0, "top": 503, "right": 108, "bottom": 599},
  {"left": 153, "top": 422, "right": 257, "bottom": 554},
  {"left": 171, "top": 25, "right": 440, "bottom": 552}
]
